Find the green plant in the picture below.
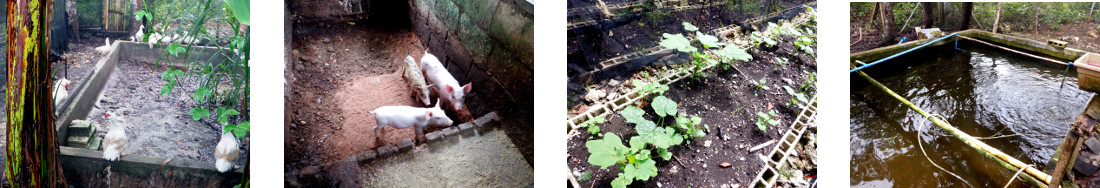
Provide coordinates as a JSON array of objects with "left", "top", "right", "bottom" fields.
[
  {"left": 632, "top": 79, "right": 669, "bottom": 96},
  {"left": 146, "top": 0, "right": 250, "bottom": 138},
  {"left": 783, "top": 86, "right": 809, "bottom": 108},
  {"left": 674, "top": 114, "right": 707, "bottom": 139},
  {"left": 580, "top": 116, "right": 607, "bottom": 138},
  {"left": 774, "top": 57, "right": 788, "bottom": 71},
  {"left": 755, "top": 110, "right": 781, "bottom": 131},
  {"left": 578, "top": 171, "right": 593, "bottom": 182},
  {"left": 749, "top": 77, "right": 770, "bottom": 96},
  {"left": 660, "top": 22, "right": 752, "bottom": 81},
  {"left": 800, "top": 71, "right": 817, "bottom": 93},
  {"left": 586, "top": 133, "right": 659, "bottom": 188}
]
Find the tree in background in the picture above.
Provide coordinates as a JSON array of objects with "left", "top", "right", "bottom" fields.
[
  {"left": 922, "top": 2, "right": 935, "bottom": 28},
  {"left": 960, "top": 2, "right": 973, "bottom": 30},
  {"left": 878, "top": 2, "right": 895, "bottom": 45},
  {"left": 5, "top": 0, "right": 68, "bottom": 187}
]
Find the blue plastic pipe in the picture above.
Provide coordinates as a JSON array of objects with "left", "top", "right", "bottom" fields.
[
  {"left": 898, "top": 37, "right": 907, "bottom": 44},
  {"left": 851, "top": 32, "right": 960, "bottom": 73}
]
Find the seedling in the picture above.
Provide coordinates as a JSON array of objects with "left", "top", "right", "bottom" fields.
[
  {"left": 783, "top": 86, "right": 808, "bottom": 108},
  {"left": 580, "top": 116, "right": 607, "bottom": 138},
  {"left": 755, "top": 110, "right": 780, "bottom": 131},
  {"left": 749, "top": 77, "right": 770, "bottom": 96}
]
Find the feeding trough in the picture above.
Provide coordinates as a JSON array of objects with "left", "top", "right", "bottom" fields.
[
  {"left": 54, "top": 40, "right": 244, "bottom": 187},
  {"left": 1076, "top": 53, "right": 1100, "bottom": 93}
]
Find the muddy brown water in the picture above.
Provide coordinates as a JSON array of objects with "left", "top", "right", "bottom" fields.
[{"left": 850, "top": 42, "right": 1090, "bottom": 187}]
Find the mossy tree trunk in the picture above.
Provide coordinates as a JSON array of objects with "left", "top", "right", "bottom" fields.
[
  {"left": 959, "top": 2, "right": 973, "bottom": 31},
  {"left": 879, "top": 2, "right": 895, "bottom": 45},
  {"left": 5, "top": 0, "right": 68, "bottom": 187},
  {"left": 921, "top": 2, "right": 935, "bottom": 28}
]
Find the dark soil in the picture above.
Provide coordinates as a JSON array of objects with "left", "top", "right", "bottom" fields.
[
  {"left": 567, "top": 35, "right": 817, "bottom": 187},
  {"left": 848, "top": 14, "right": 921, "bottom": 53},
  {"left": 84, "top": 59, "right": 248, "bottom": 166},
  {"left": 1011, "top": 22, "right": 1100, "bottom": 53},
  {"left": 567, "top": 0, "right": 813, "bottom": 105}
]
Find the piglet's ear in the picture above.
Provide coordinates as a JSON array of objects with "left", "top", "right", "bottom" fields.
[
  {"left": 462, "top": 83, "right": 472, "bottom": 93},
  {"left": 446, "top": 85, "right": 455, "bottom": 93}
]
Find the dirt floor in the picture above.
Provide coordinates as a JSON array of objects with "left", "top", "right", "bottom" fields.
[
  {"left": 285, "top": 22, "right": 429, "bottom": 171},
  {"left": 83, "top": 58, "right": 248, "bottom": 166},
  {"left": 329, "top": 72, "right": 447, "bottom": 160},
  {"left": 567, "top": 34, "right": 817, "bottom": 187}
]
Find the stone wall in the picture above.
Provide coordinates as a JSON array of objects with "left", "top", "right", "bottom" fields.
[
  {"left": 408, "top": 1, "right": 533, "bottom": 125},
  {"left": 408, "top": 0, "right": 534, "bottom": 164}
]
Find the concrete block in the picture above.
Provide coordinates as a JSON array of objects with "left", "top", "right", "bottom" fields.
[
  {"left": 476, "top": 111, "right": 500, "bottom": 127},
  {"left": 459, "top": 122, "right": 474, "bottom": 131},
  {"left": 456, "top": 0, "right": 500, "bottom": 26},
  {"left": 425, "top": 131, "right": 443, "bottom": 142},
  {"left": 457, "top": 14, "right": 494, "bottom": 57},
  {"left": 436, "top": 0, "right": 461, "bottom": 32},
  {"left": 357, "top": 150, "right": 377, "bottom": 162},
  {"left": 443, "top": 127, "right": 460, "bottom": 136},
  {"left": 397, "top": 139, "right": 414, "bottom": 151},
  {"left": 377, "top": 145, "right": 398, "bottom": 157}
]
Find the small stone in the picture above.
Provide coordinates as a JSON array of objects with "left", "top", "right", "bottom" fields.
[
  {"left": 300, "top": 166, "right": 320, "bottom": 176},
  {"left": 326, "top": 47, "right": 336, "bottom": 52},
  {"left": 739, "top": 157, "right": 745, "bottom": 161},
  {"left": 721, "top": 184, "right": 730, "bottom": 188},
  {"left": 606, "top": 92, "right": 618, "bottom": 100},
  {"left": 585, "top": 89, "right": 607, "bottom": 103},
  {"left": 322, "top": 38, "right": 332, "bottom": 44},
  {"left": 703, "top": 164, "right": 707, "bottom": 168},
  {"left": 300, "top": 56, "right": 310, "bottom": 61},
  {"left": 704, "top": 140, "right": 712, "bottom": 147},
  {"left": 657, "top": 182, "right": 662, "bottom": 187},
  {"left": 720, "top": 162, "right": 731, "bottom": 168},
  {"left": 300, "top": 120, "right": 307, "bottom": 125},
  {"left": 608, "top": 79, "right": 620, "bottom": 86}
]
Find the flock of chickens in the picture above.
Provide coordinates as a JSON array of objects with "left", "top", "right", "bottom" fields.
[{"left": 55, "top": 26, "right": 241, "bottom": 173}]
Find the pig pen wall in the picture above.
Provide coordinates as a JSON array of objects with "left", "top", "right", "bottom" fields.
[{"left": 407, "top": 0, "right": 535, "bottom": 165}]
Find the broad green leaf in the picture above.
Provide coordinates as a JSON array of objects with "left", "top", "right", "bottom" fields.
[
  {"left": 651, "top": 96, "right": 677, "bottom": 117},
  {"left": 682, "top": 22, "right": 698, "bottom": 31},
  {"left": 658, "top": 148, "right": 672, "bottom": 160},
  {"left": 690, "top": 116, "right": 702, "bottom": 125},
  {"left": 634, "top": 159, "right": 658, "bottom": 181},
  {"left": 189, "top": 108, "right": 210, "bottom": 121},
  {"left": 134, "top": 10, "right": 151, "bottom": 21},
  {"left": 586, "top": 133, "right": 626, "bottom": 169},
  {"left": 620, "top": 106, "right": 647, "bottom": 125},
  {"left": 629, "top": 136, "right": 645, "bottom": 151},
  {"left": 716, "top": 45, "right": 752, "bottom": 62},
  {"left": 218, "top": 107, "right": 240, "bottom": 124},
  {"left": 223, "top": 0, "right": 250, "bottom": 25},
  {"left": 160, "top": 81, "right": 176, "bottom": 95},
  {"left": 634, "top": 120, "right": 658, "bottom": 142},
  {"left": 193, "top": 88, "right": 213, "bottom": 103},
  {"left": 611, "top": 175, "right": 630, "bottom": 188},
  {"left": 659, "top": 33, "right": 697, "bottom": 52},
  {"left": 232, "top": 121, "right": 250, "bottom": 138},
  {"left": 166, "top": 44, "right": 186, "bottom": 57},
  {"left": 636, "top": 149, "right": 651, "bottom": 161},
  {"left": 696, "top": 31, "right": 723, "bottom": 48}
]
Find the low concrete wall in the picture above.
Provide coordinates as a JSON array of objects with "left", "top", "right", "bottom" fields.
[
  {"left": 60, "top": 146, "right": 243, "bottom": 185},
  {"left": 851, "top": 29, "right": 1091, "bottom": 65}
]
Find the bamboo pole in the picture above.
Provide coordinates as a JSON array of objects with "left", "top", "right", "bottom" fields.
[
  {"left": 956, "top": 35, "right": 1067, "bottom": 65},
  {"left": 993, "top": 2, "right": 1003, "bottom": 33},
  {"left": 854, "top": 69, "right": 1051, "bottom": 187}
]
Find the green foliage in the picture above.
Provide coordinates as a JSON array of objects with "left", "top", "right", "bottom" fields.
[
  {"left": 578, "top": 171, "right": 593, "bottom": 181},
  {"left": 580, "top": 117, "right": 607, "bottom": 137},
  {"left": 749, "top": 77, "right": 770, "bottom": 96},
  {"left": 674, "top": 114, "right": 706, "bottom": 138},
  {"left": 160, "top": 70, "right": 185, "bottom": 95},
  {"left": 682, "top": 22, "right": 699, "bottom": 32},
  {"left": 223, "top": 0, "right": 251, "bottom": 24},
  {"left": 585, "top": 133, "right": 660, "bottom": 188},
  {"left": 632, "top": 79, "right": 669, "bottom": 96},
  {"left": 189, "top": 108, "right": 210, "bottom": 121},
  {"left": 783, "top": 86, "right": 809, "bottom": 108},
  {"left": 774, "top": 57, "right": 788, "bottom": 71},
  {"left": 755, "top": 110, "right": 781, "bottom": 131},
  {"left": 651, "top": 96, "right": 678, "bottom": 117},
  {"left": 659, "top": 33, "right": 696, "bottom": 52},
  {"left": 224, "top": 121, "right": 250, "bottom": 139},
  {"left": 166, "top": 43, "right": 187, "bottom": 57}
]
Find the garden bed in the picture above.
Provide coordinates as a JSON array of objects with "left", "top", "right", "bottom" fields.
[{"left": 566, "top": 21, "right": 817, "bottom": 187}]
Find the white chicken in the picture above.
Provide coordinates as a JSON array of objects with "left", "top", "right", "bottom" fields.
[
  {"left": 102, "top": 113, "right": 127, "bottom": 161},
  {"left": 52, "top": 78, "right": 71, "bottom": 112},
  {"left": 95, "top": 38, "right": 112, "bottom": 55},
  {"left": 215, "top": 128, "right": 240, "bottom": 173}
]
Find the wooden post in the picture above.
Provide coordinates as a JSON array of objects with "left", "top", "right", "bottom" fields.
[
  {"left": 993, "top": 2, "right": 1003, "bottom": 33},
  {"left": 1090, "top": 2, "right": 1096, "bottom": 22},
  {"left": 869, "top": 2, "right": 879, "bottom": 24}
]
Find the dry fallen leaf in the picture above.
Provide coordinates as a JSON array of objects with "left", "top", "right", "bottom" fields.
[{"left": 720, "top": 162, "right": 732, "bottom": 168}]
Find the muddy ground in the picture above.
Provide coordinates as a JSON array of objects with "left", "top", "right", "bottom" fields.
[
  {"left": 82, "top": 58, "right": 248, "bottom": 166},
  {"left": 567, "top": 34, "right": 817, "bottom": 187}
]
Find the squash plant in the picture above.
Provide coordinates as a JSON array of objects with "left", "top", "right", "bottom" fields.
[
  {"left": 659, "top": 22, "right": 753, "bottom": 81},
  {"left": 586, "top": 95, "right": 706, "bottom": 187}
]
